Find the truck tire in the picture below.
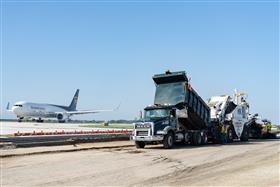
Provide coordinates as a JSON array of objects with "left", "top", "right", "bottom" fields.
[
  {"left": 201, "top": 132, "right": 208, "bottom": 145},
  {"left": 240, "top": 126, "right": 249, "bottom": 142},
  {"left": 163, "top": 132, "right": 174, "bottom": 149},
  {"left": 193, "top": 132, "right": 202, "bottom": 146},
  {"left": 226, "top": 127, "right": 234, "bottom": 143},
  {"left": 211, "top": 125, "right": 221, "bottom": 144},
  {"left": 135, "top": 141, "right": 145, "bottom": 148},
  {"left": 184, "top": 132, "right": 190, "bottom": 145}
]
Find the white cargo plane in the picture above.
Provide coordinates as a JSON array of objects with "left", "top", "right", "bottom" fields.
[{"left": 6, "top": 89, "right": 117, "bottom": 123}]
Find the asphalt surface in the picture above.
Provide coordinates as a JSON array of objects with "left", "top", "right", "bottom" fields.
[{"left": 1, "top": 139, "right": 279, "bottom": 186}]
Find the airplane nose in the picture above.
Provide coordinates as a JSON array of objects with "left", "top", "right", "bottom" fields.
[{"left": 12, "top": 107, "right": 20, "bottom": 114}]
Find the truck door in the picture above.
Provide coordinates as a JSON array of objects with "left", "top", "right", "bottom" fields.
[{"left": 170, "top": 109, "right": 177, "bottom": 128}]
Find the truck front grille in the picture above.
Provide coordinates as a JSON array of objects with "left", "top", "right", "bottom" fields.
[{"left": 136, "top": 130, "right": 149, "bottom": 136}]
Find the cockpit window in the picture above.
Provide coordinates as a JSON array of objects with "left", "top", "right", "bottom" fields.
[{"left": 14, "top": 104, "right": 23, "bottom": 107}]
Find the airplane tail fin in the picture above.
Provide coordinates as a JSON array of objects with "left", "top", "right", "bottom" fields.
[
  {"left": 6, "top": 102, "right": 13, "bottom": 112},
  {"left": 69, "top": 89, "right": 79, "bottom": 111},
  {"left": 114, "top": 102, "right": 121, "bottom": 111},
  {"left": 6, "top": 102, "right": 10, "bottom": 110}
]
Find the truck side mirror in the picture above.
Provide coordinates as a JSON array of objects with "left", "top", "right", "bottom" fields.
[
  {"left": 139, "top": 110, "right": 143, "bottom": 120},
  {"left": 170, "top": 110, "right": 176, "bottom": 117}
]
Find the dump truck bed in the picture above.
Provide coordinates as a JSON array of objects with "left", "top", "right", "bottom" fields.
[{"left": 153, "top": 71, "right": 210, "bottom": 130}]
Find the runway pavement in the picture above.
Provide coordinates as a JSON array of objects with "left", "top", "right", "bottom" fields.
[
  {"left": 0, "top": 121, "right": 128, "bottom": 136},
  {"left": 2, "top": 139, "right": 279, "bottom": 186},
  {"left": 0, "top": 121, "right": 132, "bottom": 148}
]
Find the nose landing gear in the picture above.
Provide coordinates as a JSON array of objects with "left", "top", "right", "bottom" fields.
[{"left": 36, "top": 118, "right": 44, "bottom": 123}]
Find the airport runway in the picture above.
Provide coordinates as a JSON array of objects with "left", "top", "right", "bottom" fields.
[
  {"left": 0, "top": 121, "right": 132, "bottom": 148},
  {"left": 0, "top": 121, "right": 129, "bottom": 135},
  {"left": 1, "top": 139, "right": 279, "bottom": 186}
]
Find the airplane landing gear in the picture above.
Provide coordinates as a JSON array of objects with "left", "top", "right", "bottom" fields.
[
  {"left": 17, "top": 117, "right": 24, "bottom": 122},
  {"left": 36, "top": 118, "right": 44, "bottom": 123}
]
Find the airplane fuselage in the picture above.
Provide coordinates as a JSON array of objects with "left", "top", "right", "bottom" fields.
[
  {"left": 7, "top": 89, "right": 114, "bottom": 123},
  {"left": 12, "top": 101, "right": 69, "bottom": 122}
]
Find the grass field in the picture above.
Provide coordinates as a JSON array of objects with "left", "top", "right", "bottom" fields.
[{"left": 79, "top": 123, "right": 133, "bottom": 129}]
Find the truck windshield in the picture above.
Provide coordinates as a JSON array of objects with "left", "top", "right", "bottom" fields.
[
  {"left": 144, "top": 109, "right": 170, "bottom": 120},
  {"left": 154, "top": 82, "right": 185, "bottom": 105}
]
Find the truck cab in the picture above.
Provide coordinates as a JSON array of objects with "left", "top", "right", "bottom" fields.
[{"left": 133, "top": 105, "right": 178, "bottom": 148}]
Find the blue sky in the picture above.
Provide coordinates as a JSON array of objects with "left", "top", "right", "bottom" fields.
[{"left": 1, "top": 1, "right": 279, "bottom": 123}]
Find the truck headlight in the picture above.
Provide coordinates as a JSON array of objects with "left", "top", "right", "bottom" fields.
[
  {"left": 144, "top": 122, "right": 152, "bottom": 128},
  {"left": 144, "top": 122, "right": 153, "bottom": 128}
]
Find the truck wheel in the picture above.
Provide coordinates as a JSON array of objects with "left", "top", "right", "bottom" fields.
[
  {"left": 184, "top": 132, "right": 190, "bottom": 144},
  {"left": 201, "top": 132, "right": 208, "bottom": 145},
  {"left": 193, "top": 132, "right": 202, "bottom": 146},
  {"left": 226, "top": 127, "right": 234, "bottom": 143},
  {"left": 163, "top": 132, "right": 174, "bottom": 149},
  {"left": 210, "top": 124, "right": 221, "bottom": 144},
  {"left": 240, "top": 126, "right": 249, "bottom": 142},
  {"left": 135, "top": 141, "right": 145, "bottom": 149}
]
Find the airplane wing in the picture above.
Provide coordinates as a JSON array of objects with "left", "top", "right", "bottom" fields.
[
  {"left": 66, "top": 109, "right": 114, "bottom": 115},
  {"left": 65, "top": 103, "right": 121, "bottom": 115}
]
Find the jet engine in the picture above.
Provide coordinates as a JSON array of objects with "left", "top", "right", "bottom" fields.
[{"left": 56, "top": 113, "right": 67, "bottom": 123}]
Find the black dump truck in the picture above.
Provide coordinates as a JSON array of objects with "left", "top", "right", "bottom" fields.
[{"left": 132, "top": 71, "right": 220, "bottom": 148}]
